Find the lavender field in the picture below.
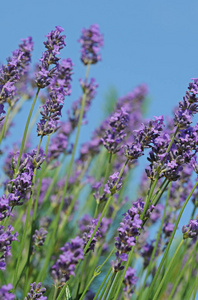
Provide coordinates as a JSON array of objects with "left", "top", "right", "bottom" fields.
[{"left": 0, "top": 24, "right": 198, "bottom": 300}]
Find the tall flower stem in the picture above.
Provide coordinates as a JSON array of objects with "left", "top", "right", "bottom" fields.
[
  {"left": 79, "top": 247, "right": 115, "bottom": 300},
  {"left": 138, "top": 183, "right": 171, "bottom": 299},
  {"left": 93, "top": 268, "right": 112, "bottom": 300},
  {"left": 0, "top": 105, "right": 11, "bottom": 146},
  {"left": 168, "top": 239, "right": 198, "bottom": 299},
  {"left": 94, "top": 152, "right": 113, "bottom": 218},
  {"left": 147, "top": 180, "right": 198, "bottom": 299},
  {"left": 15, "top": 87, "right": 40, "bottom": 175},
  {"left": 38, "top": 64, "right": 91, "bottom": 282},
  {"left": 152, "top": 239, "right": 184, "bottom": 300}
]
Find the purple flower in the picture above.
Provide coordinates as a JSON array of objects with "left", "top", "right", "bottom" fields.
[
  {"left": 6, "top": 149, "right": 45, "bottom": 206},
  {"left": 37, "top": 58, "right": 73, "bottom": 136},
  {"left": 0, "top": 37, "right": 33, "bottom": 106},
  {"left": 174, "top": 78, "right": 198, "bottom": 129},
  {"left": 32, "top": 228, "right": 48, "bottom": 251},
  {"left": 101, "top": 108, "right": 129, "bottom": 154},
  {"left": 163, "top": 222, "right": 175, "bottom": 238},
  {"left": 0, "top": 284, "right": 15, "bottom": 300},
  {"left": 78, "top": 24, "right": 103, "bottom": 65},
  {"left": 35, "top": 26, "right": 66, "bottom": 88},
  {"left": 79, "top": 216, "right": 102, "bottom": 253},
  {"left": 52, "top": 236, "right": 84, "bottom": 285},
  {"left": 124, "top": 116, "right": 164, "bottom": 162},
  {"left": 0, "top": 225, "right": 18, "bottom": 271},
  {"left": 0, "top": 195, "right": 12, "bottom": 221},
  {"left": 182, "top": 219, "right": 198, "bottom": 239},
  {"left": 24, "top": 282, "right": 47, "bottom": 300},
  {"left": 123, "top": 267, "right": 138, "bottom": 297},
  {"left": 104, "top": 172, "right": 123, "bottom": 195}
]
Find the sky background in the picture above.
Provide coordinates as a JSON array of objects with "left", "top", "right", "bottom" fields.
[{"left": 1, "top": 0, "right": 198, "bottom": 143}]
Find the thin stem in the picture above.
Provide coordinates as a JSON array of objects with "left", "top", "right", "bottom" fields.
[
  {"left": 147, "top": 180, "right": 198, "bottom": 298},
  {"left": 168, "top": 239, "right": 198, "bottom": 300},
  {"left": 15, "top": 87, "right": 40, "bottom": 175},
  {"left": 93, "top": 268, "right": 112, "bottom": 300},
  {"left": 138, "top": 183, "right": 171, "bottom": 299},
  {"left": 141, "top": 175, "right": 159, "bottom": 221},
  {"left": 152, "top": 239, "right": 184, "bottom": 300},
  {"left": 0, "top": 105, "right": 11, "bottom": 146},
  {"left": 81, "top": 247, "right": 115, "bottom": 300}
]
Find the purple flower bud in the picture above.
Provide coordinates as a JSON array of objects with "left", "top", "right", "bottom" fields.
[
  {"left": 182, "top": 219, "right": 198, "bottom": 239},
  {"left": 123, "top": 267, "right": 138, "bottom": 297},
  {"left": 0, "top": 284, "right": 15, "bottom": 300},
  {"left": 78, "top": 24, "right": 103, "bottom": 65},
  {"left": 52, "top": 236, "right": 84, "bottom": 285},
  {"left": 24, "top": 282, "right": 47, "bottom": 300},
  {"left": 0, "top": 225, "right": 18, "bottom": 271}
]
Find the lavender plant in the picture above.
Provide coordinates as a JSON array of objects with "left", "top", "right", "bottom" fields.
[{"left": 0, "top": 23, "right": 198, "bottom": 300}]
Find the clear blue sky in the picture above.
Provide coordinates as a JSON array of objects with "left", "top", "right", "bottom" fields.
[{"left": 1, "top": 0, "right": 198, "bottom": 143}]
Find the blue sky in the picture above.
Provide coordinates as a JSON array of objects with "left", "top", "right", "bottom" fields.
[{"left": 1, "top": 0, "right": 198, "bottom": 143}]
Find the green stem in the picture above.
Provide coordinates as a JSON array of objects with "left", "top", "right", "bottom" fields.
[
  {"left": 152, "top": 239, "right": 184, "bottom": 300},
  {"left": 15, "top": 87, "right": 40, "bottom": 175},
  {"left": 168, "top": 239, "right": 198, "bottom": 300},
  {"left": 147, "top": 180, "right": 198, "bottom": 298},
  {"left": 141, "top": 175, "right": 159, "bottom": 221},
  {"left": 0, "top": 105, "right": 11, "bottom": 146},
  {"left": 80, "top": 247, "right": 115, "bottom": 300},
  {"left": 103, "top": 273, "right": 116, "bottom": 300},
  {"left": 138, "top": 183, "right": 171, "bottom": 299},
  {"left": 93, "top": 268, "right": 112, "bottom": 300},
  {"left": 94, "top": 152, "right": 113, "bottom": 218}
]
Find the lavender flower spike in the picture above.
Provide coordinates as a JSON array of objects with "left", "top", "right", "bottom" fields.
[
  {"left": 78, "top": 24, "right": 104, "bottom": 65},
  {"left": 24, "top": 282, "right": 47, "bottom": 300},
  {"left": 0, "top": 284, "right": 15, "bottom": 300},
  {"left": 182, "top": 219, "right": 198, "bottom": 239}
]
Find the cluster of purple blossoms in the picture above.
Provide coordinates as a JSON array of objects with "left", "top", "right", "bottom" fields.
[
  {"left": 92, "top": 172, "right": 122, "bottom": 206},
  {"left": 0, "top": 148, "right": 45, "bottom": 219},
  {"left": 51, "top": 236, "right": 84, "bottom": 286},
  {"left": 37, "top": 58, "right": 73, "bottom": 136},
  {"left": 79, "top": 214, "right": 111, "bottom": 251},
  {"left": 123, "top": 267, "right": 138, "bottom": 297},
  {"left": 0, "top": 37, "right": 33, "bottom": 108},
  {"left": 32, "top": 228, "right": 48, "bottom": 252},
  {"left": 146, "top": 121, "right": 198, "bottom": 182},
  {"left": 163, "top": 222, "right": 175, "bottom": 239},
  {"left": 101, "top": 108, "right": 129, "bottom": 154},
  {"left": 112, "top": 198, "right": 154, "bottom": 272},
  {"left": 78, "top": 24, "right": 104, "bottom": 65},
  {"left": 141, "top": 239, "right": 161, "bottom": 268},
  {"left": 174, "top": 78, "right": 198, "bottom": 129},
  {"left": 79, "top": 215, "right": 102, "bottom": 253},
  {"left": 124, "top": 116, "right": 164, "bottom": 162},
  {"left": 0, "top": 225, "right": 18, "bottom": 271},
  {"left": 24, "top": 282, "right": 47, "bottom": 300},
  {"left": 35, "top": 26, "right": 66, "bottom": 89},
  {"left": 182, "top": 219, "right": 198, "bottom": 239},
  {"left": 0, "top": 284, "right": 15, "bottom": 300}
]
